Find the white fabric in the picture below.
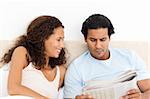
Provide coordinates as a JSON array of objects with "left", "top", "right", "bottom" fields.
[
  {"left": 64, "top": 48, "right": 150, "bottom": 98},
  {"left": 0, "top": 96, "right": 32, "bottom": 99},
  {"left": 0, "top": 64, "right": 60, "bottom": 99},
  {"left": 22, "top": 63, "right": 60, "bottom": 98},
  {"left": 0, "top": 64, "right": 9, "bottom": 96}
]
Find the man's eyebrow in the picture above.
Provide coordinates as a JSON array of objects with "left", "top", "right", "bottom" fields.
[
  {"left": 100, "top": 37, "right": 107, "bottom": 39},
  {"left": 88, "top": 37, "right": 96, "bottom": 39}
]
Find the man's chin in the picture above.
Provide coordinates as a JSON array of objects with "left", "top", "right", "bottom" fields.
[{"left": 93, "top": 53, "right": 106, "bottom": 60}]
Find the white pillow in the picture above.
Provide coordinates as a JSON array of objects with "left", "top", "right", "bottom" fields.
[{"left": 0, "top": 64, "right": 9, "bottom": 97}]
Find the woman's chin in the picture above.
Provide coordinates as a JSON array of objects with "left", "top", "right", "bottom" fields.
[{"left": 54, "top": 54, "right": 59, "bottom": 58}]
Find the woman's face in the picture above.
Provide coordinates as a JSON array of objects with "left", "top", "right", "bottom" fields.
[{"left": 44, "top": 27, "right": 64, "bottom": 58}]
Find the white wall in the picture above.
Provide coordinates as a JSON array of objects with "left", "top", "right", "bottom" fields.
[{"left": 0, "top": 0, "right": 149, "bottom": 42}]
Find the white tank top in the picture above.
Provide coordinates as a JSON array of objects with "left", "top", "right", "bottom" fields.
[{"left": 22, "top": 63, "right": 60, "bottom": 98}]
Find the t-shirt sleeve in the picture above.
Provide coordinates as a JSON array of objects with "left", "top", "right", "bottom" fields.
[
  {"left": 131, "top": 51, "right": 150, "bottom": 80},
  {"left": 64, "top": 62, "right": 83, "bottom": 98}
]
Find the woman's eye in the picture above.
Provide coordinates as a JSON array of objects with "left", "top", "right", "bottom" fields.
[
  {"left": 57, "top": 38, "right": 64, "bottom": 42},
  {"left": 57, "top": 39, "right": 61, "bottom": 41}
]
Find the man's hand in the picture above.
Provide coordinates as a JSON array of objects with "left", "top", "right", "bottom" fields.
[
  {"left": 121, "top": 89, "right": 142, "bottom": 99},
  {"left": 75, "top": 94, "right": 94, "bottom": 99}
]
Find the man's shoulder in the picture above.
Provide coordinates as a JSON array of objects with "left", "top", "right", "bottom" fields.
[
  {"left": 110, "top": 47, "right": 139, "bottom": 61},
  {"left": 111, "top": 47, "right": 133, "bottom": 55}
]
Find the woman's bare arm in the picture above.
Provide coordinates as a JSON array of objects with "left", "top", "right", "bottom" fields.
[{"left": 8, "top": 46, "right": 48, "bottom": 99}]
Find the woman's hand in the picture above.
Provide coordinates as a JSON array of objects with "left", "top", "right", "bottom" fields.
[{"left": 75, "top": 94, "right": 94, "bottom": 99}]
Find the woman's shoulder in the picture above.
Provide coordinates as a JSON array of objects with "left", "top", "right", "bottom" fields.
[
  {"left": 14, "top": 46, "right": 30, "bottom": 60},
  {"left": 13, "top": 46, "right": 28, "bottom": 54},
  {"left": 11, "top": 46, "right": 29, "bottom": 68}
]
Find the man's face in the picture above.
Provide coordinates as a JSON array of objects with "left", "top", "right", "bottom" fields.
[{"left": 85, "top": 28, "right": 110, "bottom": 60}]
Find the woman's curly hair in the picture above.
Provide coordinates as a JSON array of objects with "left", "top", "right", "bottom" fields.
[{"left": 0, "top": 15, "right": 66, "bottom": 69}]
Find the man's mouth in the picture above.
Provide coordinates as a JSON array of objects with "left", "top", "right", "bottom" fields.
[{"left": 96, "top": 49, "right": 105, "bottom": 53}]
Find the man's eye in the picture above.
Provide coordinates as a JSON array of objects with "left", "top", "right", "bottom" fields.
[
  {"left": 90, "top": 39, "right": 96, "bottom": 42},
  {"left": 100, "top": 38, "right": 106, "bottom": 42}
]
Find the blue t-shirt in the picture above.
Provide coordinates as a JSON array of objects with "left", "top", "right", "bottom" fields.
[{"left": 64, "top": 48, "right": 150, "bottom": 98}]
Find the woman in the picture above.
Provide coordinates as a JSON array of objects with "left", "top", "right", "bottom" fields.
[{"left": 0, "top": 15, "right": 66, "bottom": 99}]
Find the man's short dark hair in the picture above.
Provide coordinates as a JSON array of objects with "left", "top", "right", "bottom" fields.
[{"left": 81, "top": 14, "right": 115, "bottom": 39}]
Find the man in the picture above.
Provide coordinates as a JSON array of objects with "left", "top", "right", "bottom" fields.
[{"left": 64, "top": 14, "right": 150, "bottom": 99}]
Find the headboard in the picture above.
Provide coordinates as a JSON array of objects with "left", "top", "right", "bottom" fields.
[{"left": 0, "top": 40, "right": 150, "bottom": 71}]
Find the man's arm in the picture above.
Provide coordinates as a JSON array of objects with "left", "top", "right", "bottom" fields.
[
  {"left": 138, "top": 79, "right": 150, "bottom": 97},
  {"left": 64, "top": 62, "right": 83, "bottom": 98},
  {"left": 121, "top": 51, "right": 150, "bottom": 99},
  {"left": 64, "top": 62, "right": 94, "bottom": 99}
]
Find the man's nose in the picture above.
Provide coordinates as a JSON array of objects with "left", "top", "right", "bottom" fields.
[{"left": 95, "top": 41, "right": 102, "bottom": 49}]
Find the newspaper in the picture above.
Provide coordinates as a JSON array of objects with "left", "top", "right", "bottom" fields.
[{"left": 82, "top": 70, "right": 138, "bottom": 99}]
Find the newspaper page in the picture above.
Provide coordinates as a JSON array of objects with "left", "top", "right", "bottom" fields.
[{"left": 82, "top": 70, "right": 138, "bottom": 99}]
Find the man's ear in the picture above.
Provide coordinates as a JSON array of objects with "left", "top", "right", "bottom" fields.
[
  {"left": 84, "top": 39, "right": 87, "bottom": 42},
  {"left": 84, "top": 38, "right": 87, "bottom": 42}
]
